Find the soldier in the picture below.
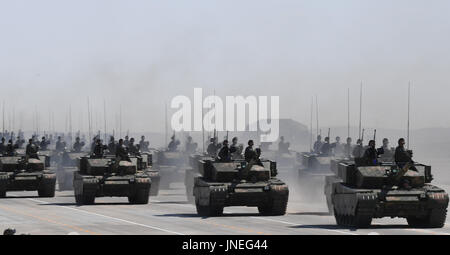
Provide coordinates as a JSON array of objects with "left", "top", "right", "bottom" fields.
[
  {"left": 55, "top": 136, "right": 66, "bottom": 152},
  {"left": 14, "top": 136, "right": 25, "bottom": 149},
  {"left": 115, "top": 139, "right": 130, "bottom": 161},
  {"left": 230, "top": 137, "right": 243, "bottom": 159},
  {"left": 394, "top": 138, "right": 417, "bottom": 172},
  {"left": 362, "top": 140, "right": 379, "bottom": 166},
  {"left": 185, "top": 136, "right": 198, "bottom": 154},
  {"left": 73, "top": 137, "right": 85, "bottom": 152},
  {"left": 377, "top": 138, "right": 394, "bottom": 162},
  {"left": 139, "top": 136, "right": 150, "bottom": 152},
  {"left": 394, "top": 138, "right": 418, "bottom": 189},
  {"left": 244, "top": 140, "right": 258, "bottom": 163},
  {"left": 320, "top": 137, "right": 332, "bottom": 156},
  {"left": 128, "top": 138, "right": 140, "bottom": 156},
  {"left": 92, "top": 139, "right": 107, "bottom": 158},
  {"left": 313, "top": 135, "right": 323, "bottom": 153},
  {"left": 278, "top": 136, "right": 290, "bottom": 154},
  {"left": 352, "top": 139, "right": 364, "bottom": 158},
  {"left": 217, "top": 140, "right": 231, "bottom": 162},
  {"left": 331, "top": 136, "right": 344, "bottom": 156},
  {"left": 26, "top": 139, "right": 39, "bottom": 159},
  {"left": 344, "top": 137, "right": 353, "bottom": 158},
  {"left": 40, "top": 136, "right": 50, "bottom": 151},
  {"left": 0, "top": 137, "right": 5, "bottom": 155},
  {"left": 124, "top": 136, "right": 130, "bottom": 147},
  {"left": 5, "top": 139, "right": 17, "bottom": 156},
  {"left": 207, "top": 137, "right": 219, "bottom": 157},
  {"left": 107, "top": 136, "right": 116, "bottom": 155},
  {"left": 168, "top": 135, "right": 180, "bottom": 152}
]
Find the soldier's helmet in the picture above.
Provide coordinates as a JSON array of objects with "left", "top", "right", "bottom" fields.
[
  {"left": 248, "top": 140, "right": 254, "bottom": 146},
  {"left": 232, "top": 137, "right": 238, "bottom": 143},
  {"left": 130, "top": 138, "right": 135, "bottom": 143}
]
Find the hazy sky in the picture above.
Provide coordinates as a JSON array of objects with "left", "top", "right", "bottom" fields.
[{"left": 1, "top": 0, "right": 449, "bottom": 135}]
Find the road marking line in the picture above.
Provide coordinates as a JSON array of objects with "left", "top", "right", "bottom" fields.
[
  {"left": 0, "top": 205, "right": 99, "bottom": 235},
  {"left": 25, "top": 198, "right": 184, "bottom": 235},
  {"left": 249, "top": 217, "right": 358, "bottom": 235}
]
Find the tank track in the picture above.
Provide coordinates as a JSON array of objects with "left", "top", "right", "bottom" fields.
[{"left": 333, "top": 192, "right": 377, "bottom": 228}]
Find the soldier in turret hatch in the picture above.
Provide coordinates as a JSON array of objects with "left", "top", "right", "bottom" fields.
[
  {"left": 73, "top": 137, "right": 85, "bottom": 152},
  {"left": 55, "top": 136, "right": 66, "bottom": 153},
  {"left": 217, "top": 140, "right": 231, "bottom": 162},
  {"left": 6, "top": 140, "right": 18, "bottom": 156},
  {"left": 168, "top": 135, "right": 180, "bottom": 152},
  {"left": 244, "top": 140, "right": 258, "bottom": 163},
  {"left": 115, "top": 139, "right": 130, "bottom": 161},
  {"left": 107, "top": 136, "right": 116, "bottom": 154},
  {"left": 128, "top": 138, "right": 140, "bottom": 156},
  {"left": 139, "top": 136, "right": 150, "bottom": 152},
  {"left": 331, "top": 136, "right": 344, "bottom": 156},
  {"left": 352, "top": 139, "right": 364, "bottom": 158},
  {"left": 0, "top": 137, "right": 5, "bottom": 155},
  {"left": 185, "top": 136, "right": 198, "bottom": 154},
  {"left": 40, "top": 136, "right": 50, "bottom": 151},
  {"left": 15, "top": 136, "right": 25, "bottom": 149},
  {"left": 278, "top": 136, "right": 290, "bottom": 154},
  {"left": 124, "top": 136, "right": 130, "bottom": 147},
  {"left": 320, "top": 137, "right": 332, "bottom": 156},
  {"left": 26, "top": 139, "right": 39, "bottom": 159},
  {"left": 230, "top": 137, "right": 243, "bottom": 159},
  {"left": 92, "top": 139, "right": 107, "bottom": 158},
  {"left": 362, "top": 140, "right": 380, "bottom": 166},
  {"left": 394, "top": 138, "right": 417, "bottom": 172},
  {"left": 207, "top": 137, "right": 219, "bottom": 157},
  {"left": 313, "top": 135, "right": 323, "bottom": 153},
  {"left": 377, "top": 138, "right": 394, "bottom": 162},
  {"left": 344, "top": 137, "right": 353, "bottom": 158}
]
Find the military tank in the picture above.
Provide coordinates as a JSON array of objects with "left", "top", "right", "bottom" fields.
[
  {"left": 193, "top": 159, "right": 289, "bottom": 217},
  {"left": 152, "top": 150, "right": 188, "bottom": 189},
  {"left": 73, "top": 156, "right": 151, "bottom": 205},
  {"left": 0, "top": 156, "right": 56, "bottom": 198},
  {"left": 298, "top": 152, "right": 335, "bottom": 177},
  {"left": 325, "top": 161, "right": 449, "bottom": 228},
  {"left": 134, "top": 152, "right": 160, "bottom": 196},
  {"left": 184, "top": 154, "right": 214, "bottom": 203},
  {"left": 56, "top": 151, "right": 87, "bottom": 191}
]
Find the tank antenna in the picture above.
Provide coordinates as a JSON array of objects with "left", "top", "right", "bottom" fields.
[
  {"left": 407, "top": 82, "right": 411, "bottom": 149},
  {"left": 315, "top": 95, "right": 319, "bottom": 137},
  {"left": 347, "top": 88, "right": 350, "bottom": 139},
  {"left": 358, "top": 82, "right": 363, "bottom": 140},
  {"left": 310, "top": 96, "right": 313, "bottom": 152}
]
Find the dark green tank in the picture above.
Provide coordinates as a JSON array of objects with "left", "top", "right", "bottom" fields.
[
  {"left": 153, "top": 150, "right": 188, "bottom": 189},
  {"left": 136, "top": 152, "right": 160, "bottom": 196},
  {"left": 73, "top": 156, "right": 151, "bottom": 205},
  {"left": 193, "top": 159, "right": 289, "bottom": 217},
  {"left": 184, "top": 154, "right": 214, "bottom": 204},
  {"left": 298, "top": 152, "right": 335, "bottom": 177},
  {"left": 57, "top": 151, "right": 86, "bottom": 191},
  {"left": 325, "top": 161, "right": 449, "bottom": 228},
  {"left": 0, "top": 156, "right": 56, "bottom": 198}
]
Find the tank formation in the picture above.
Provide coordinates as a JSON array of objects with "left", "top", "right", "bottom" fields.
[{"left": 0, "top": 123, "right": 448, "bottom": 231}]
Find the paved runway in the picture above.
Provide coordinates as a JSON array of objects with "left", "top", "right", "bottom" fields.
[{"left": 1, "top": 170, "right": 449, "bottom": 235}]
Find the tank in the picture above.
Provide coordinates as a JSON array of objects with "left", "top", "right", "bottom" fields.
[
  {"left": 73, "top": 156, "right": 151, "bottom": 205},
  {"left": 152, "top": 150, "right": 188, "bottom": 189},
  {"left": 0, "top": 156, "right": 56, "bottom": 198},
  {"left": 135, "top": 152, "right": 160, "bottom": 196},
  {"left": 184, "top": 154, "right": 214, "bottom": 204},
  {"left": 298, "top": 152, "right": 335, "bottom": 177},
  {"left": 193, "top": 159, "right": 289, "bottom": 217},
  {"left": 56, "top": 151, "right": 86, "bottom": 191},
  {"left": 325, "top": 161, "right": 449, "bottom": 228}
]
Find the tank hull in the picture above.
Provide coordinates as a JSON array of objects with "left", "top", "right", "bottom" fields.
[
  {"left": 193, "top": 177, "right": 289, "bottom": 216},
  {"left": 73, "top": 172, "right": 151, "bottom": 204},
  {"left": 0, "top": 171, "right": 56, "bottom": 197}
]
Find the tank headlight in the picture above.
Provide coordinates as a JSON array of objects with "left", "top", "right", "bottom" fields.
[{"left": 263, "top": 186, "right": 271, "bottom": 191}]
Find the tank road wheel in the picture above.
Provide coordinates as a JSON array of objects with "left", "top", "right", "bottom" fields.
[
  {"left": 38, "top": 182, "right": 56, "bottom": 198},
  {"left": 334, "top": 208, "right": 372, "bottom": 228},
  {"left": 196, "top": 204, "right": 223, "bottom": 217},
  {"left": 128, "top": 188, "right": 150, "bottom": 205},
  {"left": 407, "top": 209, "right": 447, "bottom": 228},
  {"left": 75, "top": 193, "right": 96, "bottom": 205}
]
